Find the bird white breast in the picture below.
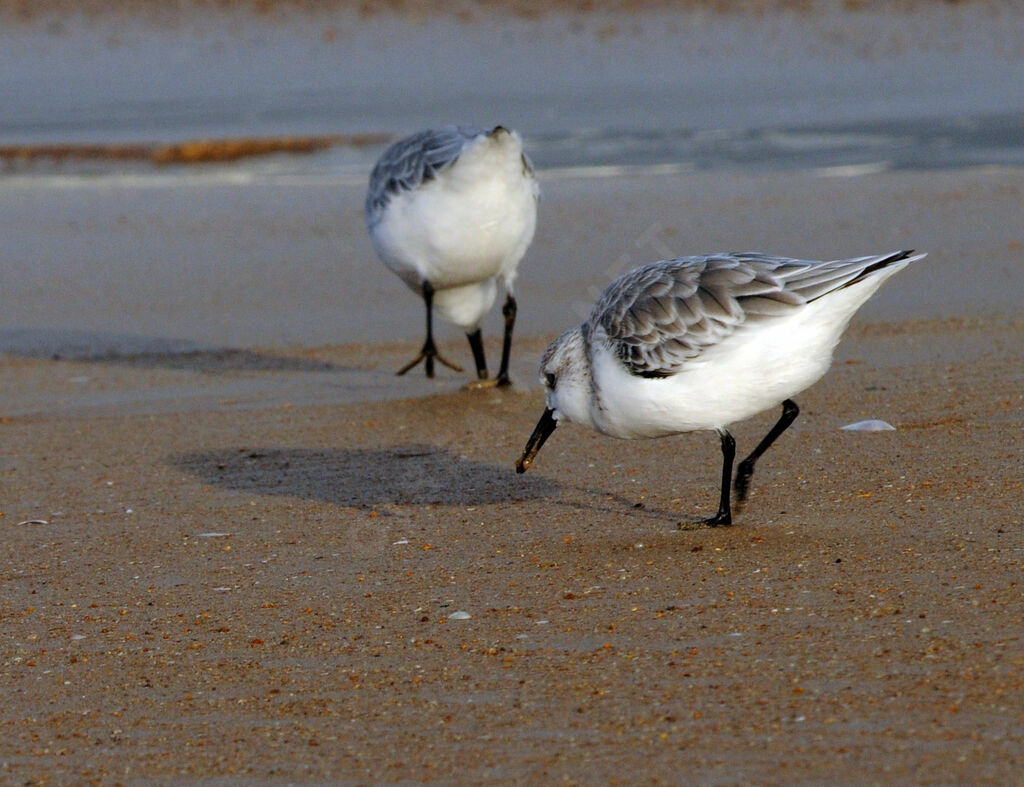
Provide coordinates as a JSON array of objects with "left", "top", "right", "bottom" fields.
[{"left": 369, "top": 133, "right": 538, "bottom": 294}]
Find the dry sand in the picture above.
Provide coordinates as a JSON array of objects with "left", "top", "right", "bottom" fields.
[{"left": 3, "top": 288, "right": 1023, "bottom": 783}]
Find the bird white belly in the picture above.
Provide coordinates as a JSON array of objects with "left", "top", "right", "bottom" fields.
[
  {"left": 590, "top": 284, "right": 879, "bottom": 438},
  {"left": 369, "top": 142, "right": 537, "bottom": 292}
]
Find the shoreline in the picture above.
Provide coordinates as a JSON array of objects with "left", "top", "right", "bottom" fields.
[{"left": 3, "top": 111, "right": 1024, "bottom": 173}]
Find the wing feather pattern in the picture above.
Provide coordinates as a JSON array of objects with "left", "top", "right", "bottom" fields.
[
  {"left": 365, "top": 126, "right": 485, "bottom": 224},
  {"left": 592, "top": 251, "right": 914, "bottom": 378}
]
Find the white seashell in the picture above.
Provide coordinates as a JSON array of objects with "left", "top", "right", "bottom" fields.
[{"left": 841, "top": 419, "right": 896, "bottom": 431}]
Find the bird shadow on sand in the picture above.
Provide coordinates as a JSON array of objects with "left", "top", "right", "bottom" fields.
[
  {"left": 0, "top": 328, "right": 350, "bottom": 374},
  {"left": 554, "top": 489, "right": 718, "bottom": 531},
  {"left": 172, "top": 444, "right": 561, "bottom": 508}
]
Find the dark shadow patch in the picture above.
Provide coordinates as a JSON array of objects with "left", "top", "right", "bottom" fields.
[
  {"left": 172, "top": 445, "right": 560, "bottom": 507},
  {"left": 0, "top": 328, "right": 347, "bottom": 373},
  {"left": 555, "top": 492, "right": 710, "bottom": 528}
]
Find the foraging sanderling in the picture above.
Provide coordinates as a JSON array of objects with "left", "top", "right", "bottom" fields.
[
  {"left": 516, "top": 250, "right": 925, "bottom": 526},
  {"left": 365, "top": 125, "right": 539, "bottom": 385}
]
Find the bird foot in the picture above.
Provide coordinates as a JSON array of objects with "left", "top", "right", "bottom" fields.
[
  {"left": 677, "top": 512, "right": 733, "bottom": 530},
  {"left": 465, "top": 373, "right": 513, "bottom": 391},
  {"left": 396, "top": 343, "right": 464, "bottom": 377}
]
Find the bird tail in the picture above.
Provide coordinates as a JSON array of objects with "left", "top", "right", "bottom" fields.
[{"left": 844, "top": 249, "right": 925, "bottom": 289}]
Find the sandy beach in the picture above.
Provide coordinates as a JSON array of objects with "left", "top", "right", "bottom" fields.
[
  {"left": 4, "top": 167, "right": 1023, "bottom": 782},
  {"left": 3, "top": 308, "right": 1023, "bottom": 782},
  {"left": 3, "top": 1, "right": 1024, "bottom": 783}
]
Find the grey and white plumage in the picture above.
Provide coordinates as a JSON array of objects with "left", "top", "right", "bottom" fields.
[
  {"left": 518, "top": 250, "right": 926, "bottom": 526},
  {"left": 366, "top": 126, "right": 489, "bottom": 224},
  {"left": 590, "top": 252, "right": 911, "bottom": 380},
  {"left": 365, "top": 125, "right": 539, "bottom": 384}
]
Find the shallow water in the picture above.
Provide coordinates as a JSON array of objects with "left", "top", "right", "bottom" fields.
[{"left": 3, "top": 5, "right": 1023, "bottom": 146}]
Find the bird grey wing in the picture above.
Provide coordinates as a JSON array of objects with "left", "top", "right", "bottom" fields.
[
  {"left": 591, "top": 251, "right": 917, "bottom": 378},
  {"left": 365, "top": 126, "right": 485, "bottom": 222},
  {"left": 592, "top": 255, "right": 806, "bottom": 378}
]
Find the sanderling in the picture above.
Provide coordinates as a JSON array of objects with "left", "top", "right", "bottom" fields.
[
  {"left": 365, "top": 125, "right": 539, "bottom": 385},
  {"left": 516, "top": 250, "right": 925, "bottom": 526}
]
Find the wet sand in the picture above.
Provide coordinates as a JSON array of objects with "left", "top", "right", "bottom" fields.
[
  {"left": 3, "top": 167, "right": 1023, "bottom": 364},
  {"left": 3, "top": 164, "right": 1023, "bottom": 782}
]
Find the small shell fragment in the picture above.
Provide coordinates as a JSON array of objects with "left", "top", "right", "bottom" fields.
[
  {"left": 841, "top": 419, "right": 895, "bottom": 432},
  {"left": 447, "top": 610, "right": 472, "bottom": 621}
]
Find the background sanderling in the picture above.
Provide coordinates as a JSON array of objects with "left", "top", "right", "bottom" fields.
[{"left": 365, "top": 125, "right": 539, "bottom": 386}]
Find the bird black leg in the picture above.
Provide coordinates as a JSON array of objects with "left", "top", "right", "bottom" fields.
[
  {"left": 496, "top": 294, "right": 517, "bottom": 387},
  {"left": 733, "top": 399, "right": 800, "bottom": 510},
  {"left": 466, "top": 329, "right": 488, "bottom": 380},
  {"left": 703, "top": 429, "right": 736, "bottom": 527},
  {"left": 396, "top": 281, "right": 464, "bottom": 377}
]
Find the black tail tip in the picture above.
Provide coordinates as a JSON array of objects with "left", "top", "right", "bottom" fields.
[{"left": 858, "top": 250, "right": 921, "bottom": 280}]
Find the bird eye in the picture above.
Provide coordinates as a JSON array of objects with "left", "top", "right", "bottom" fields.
[{"left": 545, "top": 372, "right": 556, "bottom": 390}]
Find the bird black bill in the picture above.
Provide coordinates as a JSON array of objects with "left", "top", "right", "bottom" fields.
[{"left": 515, "top": 407, "right": 558, "bottom": 474}]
